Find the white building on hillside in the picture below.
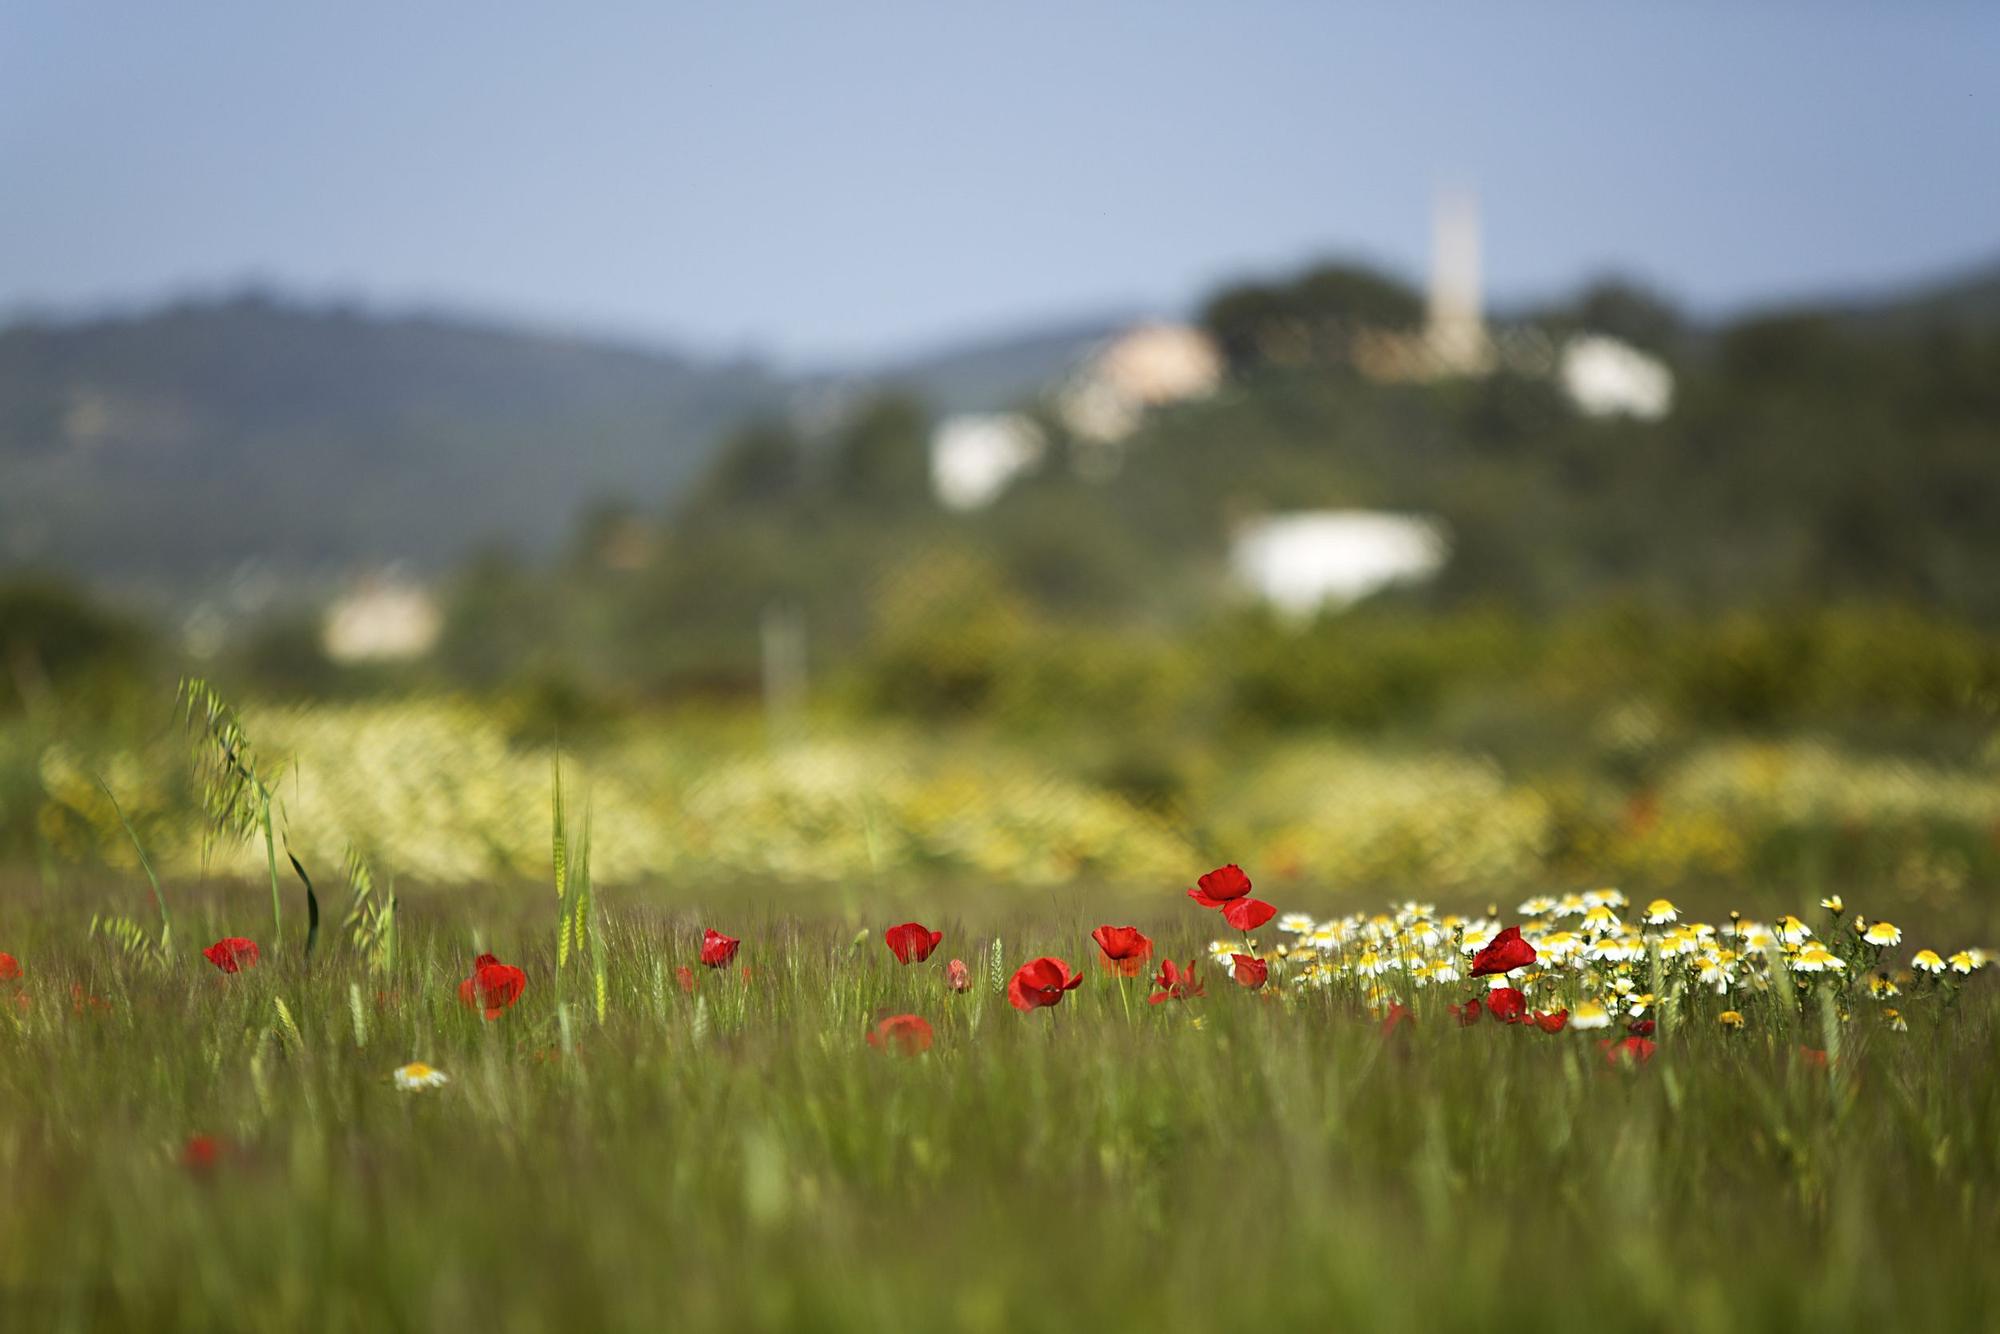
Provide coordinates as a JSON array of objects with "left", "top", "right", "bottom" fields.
[
  {"left": 322, "top": 575, "right": 442, "bottom": 663},
  {"left": 1056, "top": 322, "right": 1223, "bottom": 444},
  {"left": 1559, "top": 334, "right": 1674, "bottom": 420},
  {"left": 929, "top": 412, "right": 1048, "bottom": 510},
  {"left": 1230, "top": 510, "right": 1448, "bottom": 616}
]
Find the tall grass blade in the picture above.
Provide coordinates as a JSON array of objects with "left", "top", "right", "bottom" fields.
[{"left": 288, "top": 852, "right": 321, "bottom": 961}]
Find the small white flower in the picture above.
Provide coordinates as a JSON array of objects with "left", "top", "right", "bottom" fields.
[
  {"left": 1579, "top": 904, "right": 1622, "bottom": 937},
  {"left": 1569, "top": 1001, "right": 1612, "bottom": 1031},
  {"left": 1353, "top": 949, "right": 1395, "bottom": 978},
  {"left": 1277, "top": 913, "right": 1317, "bottom": 935},
  {"left": 393, "top": 1062, "right": 450, "bottom": 1091},
  {"left": 1790, "top": 942, "right": 1844, "bottom": 973},
  {"left": 1536, "top": 931, "right": 1584, "bottom": 964}
]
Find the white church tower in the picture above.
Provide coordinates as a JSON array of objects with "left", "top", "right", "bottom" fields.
[{"left": 1424, "top": 187, "right": 1492, "bottom": 376}]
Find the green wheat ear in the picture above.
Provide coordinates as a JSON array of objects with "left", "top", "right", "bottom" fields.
[
  {"left": 552, "top": 754, "right": 572, "bottom": 970},
  {"left": 988, "top": 938, "right": 1006, "bottom": 996},
  {"left": 347, "top": 982, "right": 369, "bottom": 1051}
]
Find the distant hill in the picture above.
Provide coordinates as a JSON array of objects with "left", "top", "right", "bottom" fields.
[
  {"left": 857, "top": 313, "right": 1142, "bottom": 414},
  {"left": 1816, "top": 257, "right": 2000, "bottom": 334},
  {"left": 6, "top": 256, "right": 1996, "bottom": 611},
  {"left": 0, "top": 291, "right": 786, "bottom": 600}
]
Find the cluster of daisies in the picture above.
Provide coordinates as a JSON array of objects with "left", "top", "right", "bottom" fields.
[{"left": 1231, "top": 887, "right": 1990, "bottom": 1034}]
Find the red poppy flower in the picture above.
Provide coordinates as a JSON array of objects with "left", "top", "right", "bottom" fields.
[
  {"left": 1486, "top": 986, "right": 1527, "bottom": 1024},
  {"left": 884, "top": 922, "right": 944, "bottom": 964},
  {"left": 1008, "top": 957, "right": 1084, "bottom": 1011},
  {"left": 203, "top": 938, "right": 260, "bottom": 974},
  {"left": 1531, "top": 1009, "right": 1569, "bottom": 1033},
  {"left": 945, "top": 959, "right": 971, "bottom": 992},
  {"left": 1798, "top": 1045, "right": 1829, "bottom": 1069},
  {"left": 866, "top": 1013, "right": 935, "bottom": 1055},
  {"left": 1222, "top": 898, "right": 1277, "bottom": 932},
  {"left": 1091, "top": 925, "right": 1154, "bottom": 977},
  {"left": 1186, "top": 863, "right": 1251, "bottom": 908},
  {"left": 0, "top": 953, "right": 18, "bottom": 982},
  {"left": 676, "top": 965, "right": 697, "bottom": 994},
  {"left": 1627, "top": 1019, "right": 1656, "bottom": 1037},
  {"left": 1148, "top": 957, "right": 1205, "bottom": 1004},
  {"left": 1469, "top": 926, "right": 1536, "bottom": 978},
  {"left": 1450, "top": 998, "right": 1483, "bottom": 1026},
  {"left": 182, "top": 1135, "right": 224, "bottom": 1172},
  {"left": 700, "top": 929, "right": 740, "bottom": 969},
  {"left": 70, "top": 983, "right": 111, "bottom": 1016},
  {"left": 1379, "top": 1002, "right": 1416, "bottom": 1036},
  {"left": 1600, "top": 1036, "right": 1657, "bottom": 1067},
  {"left": 457, "top": 953, "right": 527, "bottom": 1020},
  {"left": 1230, "top": 955, "right": 1269, "bottom": 990}
]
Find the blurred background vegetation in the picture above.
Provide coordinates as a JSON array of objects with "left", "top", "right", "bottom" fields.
[{"left": 6, "top": 256, "right": 2000, "bottom": 911}]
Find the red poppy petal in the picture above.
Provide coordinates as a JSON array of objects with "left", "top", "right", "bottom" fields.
[
  {"left": 1196, "top": 864, "right": 1252, "bottom": 901},
  {"left": 1222, "top": 898, "right": 1277, "bottom": 932}
]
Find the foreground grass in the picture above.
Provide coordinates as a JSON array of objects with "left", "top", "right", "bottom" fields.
[{"left": 1, "top": 882, "right": 1997, "bottom": 1333}]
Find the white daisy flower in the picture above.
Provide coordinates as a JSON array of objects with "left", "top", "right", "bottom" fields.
[
  {"left": 393, "top": 1062, "right": 450, "bottom": 1091},
  {"left": 1536, "top": 931, "right": 1585, "bottom": 964},
  {"left": 1569, "top": 1001, "right": 1613, "bottom": 1031},
  {"left": 1579, "top": 904, "right": 1622, "bottom": 937},
  {"left": 1790, "top": 942, "right": 1844, "bottom": 973}
]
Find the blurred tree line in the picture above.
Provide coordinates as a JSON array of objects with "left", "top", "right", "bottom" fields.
[{"left": 8, "top": 260, "right": 2000, "bottom": 762}]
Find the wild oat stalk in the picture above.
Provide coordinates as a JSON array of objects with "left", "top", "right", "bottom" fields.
[
  {"left": 89, "top": 913, "right": 165, "bottom": 970},
  {"left": 93, "top": 775, "right": 172, "bottom": 959},
  {"left": 178, "top": 678, "right": 284, "bottom": 940},
  {"left": 343, "top": 845, "right": 396, "bottom": 975}
]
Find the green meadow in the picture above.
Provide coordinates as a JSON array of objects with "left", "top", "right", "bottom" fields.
[{"left": 1, "top": 864, "right": 1995, "bottom": 1334}]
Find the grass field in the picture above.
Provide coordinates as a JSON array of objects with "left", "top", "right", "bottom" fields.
[{"left": 2, "top": 866, "right": 1996, "bottom": 1334}]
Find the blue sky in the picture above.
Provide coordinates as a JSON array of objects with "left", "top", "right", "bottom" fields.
[{"left": 4, "top": 2, "right": 1996, "bottom": 364}]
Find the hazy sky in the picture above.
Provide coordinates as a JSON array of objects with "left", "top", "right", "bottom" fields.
[{"left": 5, "top": 2, "right": 1997, "bottom": 364}]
